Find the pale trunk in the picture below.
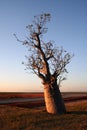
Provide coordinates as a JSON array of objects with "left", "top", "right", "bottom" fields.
[{"left": 44, "top": 83, "right": 66, "bottom": 114}]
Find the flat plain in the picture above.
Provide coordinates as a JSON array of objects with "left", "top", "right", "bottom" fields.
[{"left": 0, "top": 92, "right": 87, "bottom": 130}]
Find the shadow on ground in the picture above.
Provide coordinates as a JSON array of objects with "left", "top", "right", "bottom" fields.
[{"left": 67, "top": 111, "right": 87, "bottom": 115}]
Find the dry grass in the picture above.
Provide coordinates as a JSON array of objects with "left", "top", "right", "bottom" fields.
[{"left": 0, "top": 100, "right": 87, "bottom": 130}]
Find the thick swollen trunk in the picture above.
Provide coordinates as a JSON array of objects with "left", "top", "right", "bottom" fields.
[{"left": 44, "top": 83, "right": 66, "bottom": 114}]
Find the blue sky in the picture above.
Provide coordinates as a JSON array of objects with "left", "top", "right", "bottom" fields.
[{"left": 0, "top": 0, "right": 87, "bottom": 92}]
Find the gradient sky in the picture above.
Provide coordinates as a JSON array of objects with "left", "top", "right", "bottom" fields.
[{"left": 0, "top": 0, "right": 87, "bottom": 92}]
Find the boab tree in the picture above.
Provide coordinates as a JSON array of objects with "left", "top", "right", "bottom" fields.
[{"left": 15, "top": 13, "right": 72, "bottom": 114}]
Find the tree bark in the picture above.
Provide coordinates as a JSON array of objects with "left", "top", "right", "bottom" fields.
[{"left": 44, "top": 83, "right": 66, "bottom": 114}]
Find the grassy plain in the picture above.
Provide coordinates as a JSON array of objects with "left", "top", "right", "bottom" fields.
[
  {"left": 0, "top": 93, "right": 87, "bottom": 130},
  {"left": 0, "top": 100, "right": 87, "bottom": 130},
  {"left": 0, "top": 92, "right": 44, "bottom": 100}
]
